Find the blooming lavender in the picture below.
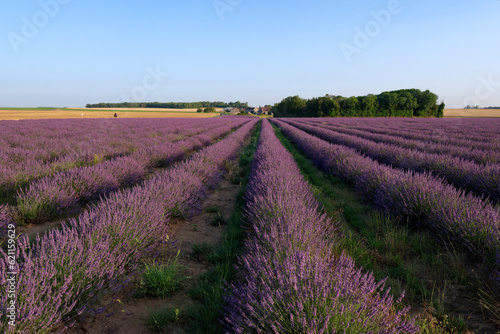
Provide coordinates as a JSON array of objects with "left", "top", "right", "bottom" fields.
[
  {"left": 0, "top": 117, "right": 239, "bottom": 195},
  {"left": 272, "top": 119, "right": 500, "bottom": 290},
  {"left": 0, "top": 119, "right": 258, "bottom": 334},
  {"left": 308, "top": 117, "right": 500, "bottom": 149},
  {"left": 13, "top": 118, "right": 249, "bottom": 225},
  {"left": 224, "top": 119, "right": 418, "bottom": 333},
  {"left": 301, "top": 118, "right": 500, "bottom": 165},
  {"left": 284, "top": 119, "right": 500, "bottom": 203}
]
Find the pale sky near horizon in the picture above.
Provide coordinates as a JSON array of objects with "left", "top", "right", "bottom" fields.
[{"left": 1, "top": 0, "right": 499, "bottom": 108}]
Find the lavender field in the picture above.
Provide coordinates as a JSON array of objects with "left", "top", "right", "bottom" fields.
[{"left": 1, "top": 117, "right": 500, "bottom": 333}]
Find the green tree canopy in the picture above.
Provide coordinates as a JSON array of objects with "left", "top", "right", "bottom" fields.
[{"left": 272, "top": 89, "right": 442, "bottom": 118}]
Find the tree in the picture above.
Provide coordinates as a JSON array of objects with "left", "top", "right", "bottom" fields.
[
  {"left": 271, "top": 89, "right": 442, "bottom": 118},
  {"left": 196, "top": 108, "right": 203, "bottom": 113},
  {"left": 415, "top": 90, "right": 438, "bottom": 117},
  {"left": 273, "top": 96, "right": 306, "bottom": 117},
  {"left": 377, "top": 92, "right": 398, "bottom": 116},
  {"left": 204, "top": 107, "right": 216, "bottom": 113},
  {"left": 437, "top": 102, "right": 445, "bottom": 118},
  {"left": 359, "top": 94, "right": 378, "bottom": 116}
]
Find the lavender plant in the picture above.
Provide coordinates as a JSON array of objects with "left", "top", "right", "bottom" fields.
[
  {"left": 272, "top": 119, "right": 500, "bottom": 290},
  {"left": 285, "top": 119, "right": 500, "bottom": 203},
  {"left": 224, "top": 120, "right": 419, "bottom": 333},
  {"left": 0, "top": 118, "right": 242, "bottom": 196},
  {"left": 13, "top": 119, "right": 249, "bottom": 225},
  {"left": 0, "top": 119, "right": 258, "bottom": 333}
]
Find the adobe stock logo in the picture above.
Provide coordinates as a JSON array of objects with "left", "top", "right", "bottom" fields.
[
  {"left": 7, "top": 0, "right": 71, "bottom": 53},
  {"left": 462, "top": 74, "right": 500, "bottom": 108},
  {"left": 113, "top": 66, "right": 169, "bottom": 104},
  {"left": 340, "top": 0, "right": 405, "bottom": 63},
  {"left": 213, "top": 0, "right": 242, "bottom": 20}
]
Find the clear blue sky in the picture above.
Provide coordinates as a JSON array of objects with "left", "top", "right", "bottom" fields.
[{"left": 1, "top": 0, "right": 499, "bottom": 108}]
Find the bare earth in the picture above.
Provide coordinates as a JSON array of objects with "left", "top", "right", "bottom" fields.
[
  {"left": 63, "top": 177, "right": 240, "bottom": 334},
  {"left": 0, "top": 108, "right": 220, "bottom": 120},
  {"left": 444, "top": 109, "right": 500, "bottom": 118}
]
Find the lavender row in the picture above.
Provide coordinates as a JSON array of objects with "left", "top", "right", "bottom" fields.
[
  {"left": 284, "top": 119, "right": 500, "bottom": 203},
  {"left": 224, "top": 119, "right": 418, "bottom": 333},
  {"left": 0, "top": 118, "right": 231, "bottom": 194},
  {"left": 0, "top": 119, "right": 171, "bottom": 173},
  {"left": 303, "top": 119, "right": 500, "bottom": 165},
  {"left": 13, "top": 118, "right": 250, "bottom": 225},
  {"left": 0, "top": 119, "right": 258, "bottom": 334},
  {"left": 0, "top": 117, "right": 219, "bottom": 161},
  {"left": 272, "top": 119, "right": 500, "bottom": 289},
  {"left": 315, "top": 117, "right": 500, "bottom": 145}
]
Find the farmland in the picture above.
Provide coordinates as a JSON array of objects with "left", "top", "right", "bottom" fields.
[
  {"left": 1, "top": 116, "right": 500, "bottom": 333},
  {"left": 444, "top": 109, "right": 500, "bottom": 118},
  {"left": 0, "top": 108, "right": 219, "bottom": 121}
]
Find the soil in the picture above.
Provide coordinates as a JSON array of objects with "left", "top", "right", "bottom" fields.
[
  {"left": 61, "top": 176, "right": 241, "bottom": 334},
  {"left": 18, "top": 217, "right": 68, "bottom": 241}
]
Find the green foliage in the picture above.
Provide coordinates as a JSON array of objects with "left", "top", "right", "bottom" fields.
[
  {"left": 148, "top": 307, "right": 181, "bottom": 332},
  {"left": 187, "top": 121, "right": 261, "bottom": 334},
  {"left": 272, "top": 95, "right": 306, "bottom": 117},
  {"left": 272, "top": 89, "right": 443, "bottom": 118},
  {"left": 203, "top": 106, "right": 216, "bottom": 113},
  {"left": 204, "top": 206, "right": 219, "bottom": 213},
  {"left": 137, "top": 252, "right": 184, "bottom": 298},
  {"left": 210, "top": 212, "right": 226, "bottom": 227},
  {"left": 272, "top": 123, "right": 483, "bottom": 333},
  {"left": 191, "top": 242, "right": 216, "bottom": 261},
  {"left": 86, "top": 101, "right": 249, "bottom": 109}
]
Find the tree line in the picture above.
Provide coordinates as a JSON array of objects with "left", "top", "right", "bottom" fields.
[
  {"left": 466, "top": 105, "right": 500, "bottom": 109},
  {"left": 85, "top": 101, "right": 249, "bottom": 109},
  {"left": 272, "top": 89, "right": 445, "bottom": 118}
]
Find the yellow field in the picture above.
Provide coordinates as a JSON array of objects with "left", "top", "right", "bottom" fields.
[
  {"left": 0, "top": 108, "right": 221, "bottom": 121},
  {"left": 444, "top": 109, "right": 500, "bottom": 118}
]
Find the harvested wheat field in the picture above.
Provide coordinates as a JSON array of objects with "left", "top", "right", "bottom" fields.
[
  {"left": 444, "top": 108, "right": 500, "bottom": 117},
  {"left": 0, "top": 108, "right": 220, "bottom": 120}
]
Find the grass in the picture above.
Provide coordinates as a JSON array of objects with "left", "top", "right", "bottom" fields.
[
  {"left": 272, "top": 123, "right": 495, "bottom": 333},
  {"left": 186, "top": 120, "right": 261, "bottom": 334},
  {"left": 210, "top": 212, "right": 226, "bottom": 227},
  {"left": 190, "top": 242, "right": 215, "bottom": 262},
  {"left": 136, "top": 251, "right": 184, "bottom": 298},
  {"left": 204, "top": 206, "right": 219, "bottom": 213},
  {"left": 148, "top": 307, "right": 181, "bottom": 333}
]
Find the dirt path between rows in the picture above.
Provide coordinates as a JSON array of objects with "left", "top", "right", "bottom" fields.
[{"left": 62, "top": 176, "right": 240, "bottom": 334}]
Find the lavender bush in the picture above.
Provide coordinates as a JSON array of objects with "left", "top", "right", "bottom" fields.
[
  {"left": 14, "top": 119, "right": 248, "bottom": 224},
  {"left": 285, "top": 119, "right": 500, "bottom": 203},
  {"left": 310, "top": 117, "right": 500, "bottom": 148},
  {"left": 224, "top": 120, "right": 418, "bottom": 333},
  {"left": 0, "top": 118, "right": 236, "bottom": 195},
  {"left": 0, "top": 119, "right": 258, "bottom": 333},
  {"left": 302, "top": 118, "right": 500, "bottom": 165},
  {"left": 273, "top": 119, "right": 500, "bottom": 289}
]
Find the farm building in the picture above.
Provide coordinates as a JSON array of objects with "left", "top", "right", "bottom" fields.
[{"left": 258, "top": 106, "right": 272, "bottom": 115}]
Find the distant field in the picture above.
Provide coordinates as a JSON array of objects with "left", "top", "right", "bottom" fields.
[
  {"left": 444, "top": 108, "right": 500, "bottom": 117},
  {"left": 0, "top": 107, "right": 56, "bottom": 111},
  {"left": 0, "top": 108, "right": 220, "bottom": 120},
  {"left": 66, "top": 107, "right": 222, "bottom": 112}
]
